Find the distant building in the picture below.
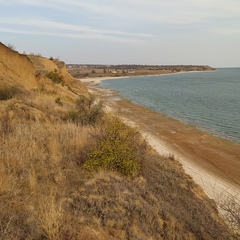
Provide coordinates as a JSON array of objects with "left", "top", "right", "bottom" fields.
[{"left": 127, "top": 70, "right": 136, "bottom": 74}]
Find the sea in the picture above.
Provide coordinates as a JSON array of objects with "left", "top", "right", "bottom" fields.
[{"left": 100, "top": 68, "right": 240, "bottom": 144}]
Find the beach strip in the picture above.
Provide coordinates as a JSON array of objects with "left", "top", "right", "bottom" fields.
[{"left": 80, "top": 70, "right": 217, "bottom": 86}]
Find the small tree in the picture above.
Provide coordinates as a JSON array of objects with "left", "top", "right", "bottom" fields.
[{"left": 218, "top": 195, "right": 240, "bottom": 231}]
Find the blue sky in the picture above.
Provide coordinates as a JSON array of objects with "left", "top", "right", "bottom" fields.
[{"left": 0, "top": 0, "right": 240, "bottom": 67}]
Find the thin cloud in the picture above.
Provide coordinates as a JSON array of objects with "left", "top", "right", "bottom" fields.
[
  {"left": 2, "top": 0, "right": 240, "bottom": 26},
  {"left": 1, "top": 0, "right": 239, "bottom": 66},
  {"left": 0, "top": 17, "right": 153, "bottom": 38},
  {"left": 0, "top": 18, "right": 154, "bottom": 41},
  {"left": 0, "top": 25, "right": 148, "bottom": 44}
]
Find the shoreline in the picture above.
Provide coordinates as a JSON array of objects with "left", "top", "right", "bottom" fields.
[
  {"left": 80, "top": 76, "right": 129, "bottom": 85},
  {"left": 89, "top": 86, "right": 240, "bottom": 205},
  {"left": 82, "top": 69, "right": 239, "bottom": 145},
  {"left": 80, "top": 70, "right": 216, "bottom": 86}
]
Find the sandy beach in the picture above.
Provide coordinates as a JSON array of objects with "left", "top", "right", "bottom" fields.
[
  {"left": 80, "top": 72, "right": 192, "bottom": 85},
  {"left": 80, "top": 76, "right": 137, "bottom": 85},
  {"left": 80, "top": 70, "right": 217, "bottom": 86},
  {"left": 83, "top": 76, "right": 240, "bottom": 206}
]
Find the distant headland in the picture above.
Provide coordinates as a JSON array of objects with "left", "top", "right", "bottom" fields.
[{"left": 67, "top": 64, "right": 215, "bottom": 79}]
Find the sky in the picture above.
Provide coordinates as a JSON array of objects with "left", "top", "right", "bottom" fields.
[{"left": 0, "top": 0, "right": 240, "bottom": 67}]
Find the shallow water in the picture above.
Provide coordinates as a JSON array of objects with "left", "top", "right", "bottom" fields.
[{"left": 100, "top": 68, "right": 240, "bottom": 143}]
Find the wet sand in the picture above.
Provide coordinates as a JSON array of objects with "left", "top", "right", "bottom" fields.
[{"left": 88, "top": 84, "right": 240, "bottom": 203}]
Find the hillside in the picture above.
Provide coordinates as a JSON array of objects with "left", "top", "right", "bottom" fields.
[
  {"left": 0, "top": 42, "right": 87, "bottom": 95},
  {"left": 0, "top": 42, "right": 238, "bottom": 239}
]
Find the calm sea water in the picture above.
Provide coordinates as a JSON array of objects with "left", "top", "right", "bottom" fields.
[{"left": 100, "top": 68, "right": 240, "bottom": 144}]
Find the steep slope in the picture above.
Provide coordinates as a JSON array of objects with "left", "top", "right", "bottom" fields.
[
  {"left": 0, "top": 42, "right": 38, "bottom": 89},
  {"left": 0, "top": 42, "right": 88, "bottom": 124},
  {"left": 0, "top": 42, "right": 87, "bottom": 96}
]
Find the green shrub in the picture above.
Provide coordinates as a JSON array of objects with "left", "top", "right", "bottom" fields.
[
  {"left": 84, "top": 116, "right": 146, "bottom": 176},
  {"left": 0, "top": 86, "right": 19, "bottom": 100},
  {"left": 46, "top": 69, "right": 64, "bottom": 83},
  {"left": 69, "top": 95, "right": 103, "bottom": 125}
]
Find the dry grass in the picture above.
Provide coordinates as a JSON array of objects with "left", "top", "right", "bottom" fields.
[
  {"left": 68, "top": 153, "right": 239, "bottom": 240},
  {"left": 0, "top": 90, "right": 93, "bottom": 239},
  {"left": 0, "top": 117, "right": 92, "bottom": 239},
  {"left": 0, "top": 89, "right": 239, "bottom": 239},
  {"left": 35, "top": 189, "right": 64, "bottom": 240}
]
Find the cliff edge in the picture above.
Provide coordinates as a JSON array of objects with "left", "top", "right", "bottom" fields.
[{"left": 0, "top": 42, "right": 87, "bottom": 96}]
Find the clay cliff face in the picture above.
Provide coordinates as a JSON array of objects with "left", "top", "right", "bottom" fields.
[
  {"left": 0, "top": 42, "right": 87, "bottom": 95},
  {"left": 0, "top": 42, "right": 38, "bottom": 89}
]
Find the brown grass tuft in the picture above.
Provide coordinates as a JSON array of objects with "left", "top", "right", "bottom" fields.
[{"left": 35, "top": 189, "right": 64, "bottom": 240}]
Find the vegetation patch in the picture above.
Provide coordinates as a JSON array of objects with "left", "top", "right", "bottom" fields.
[
  {"left": 0, "top": 86, "right": 19, "bottom": 101},
  {"left": 55, "top": 97, "right": 63, "bottom": 106},
  {"left": 84, "top": 116, "right": 147, "bottom": 176},
  {"left": 46, "top": 69, "right": 64, "bottom": 83},
  {"left": 68, "top": 95, "right": 103, "bottom": 125}
]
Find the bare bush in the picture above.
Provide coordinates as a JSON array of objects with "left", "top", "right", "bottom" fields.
[
  {"left": 69, "top": 95, "right": 104, "bottom": 125},
  {"left": 218, "top": 194, "right": 240, "bottom": 232},
  {"left": 6, "top": 43, "right": 16, "bottom": 50}
]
